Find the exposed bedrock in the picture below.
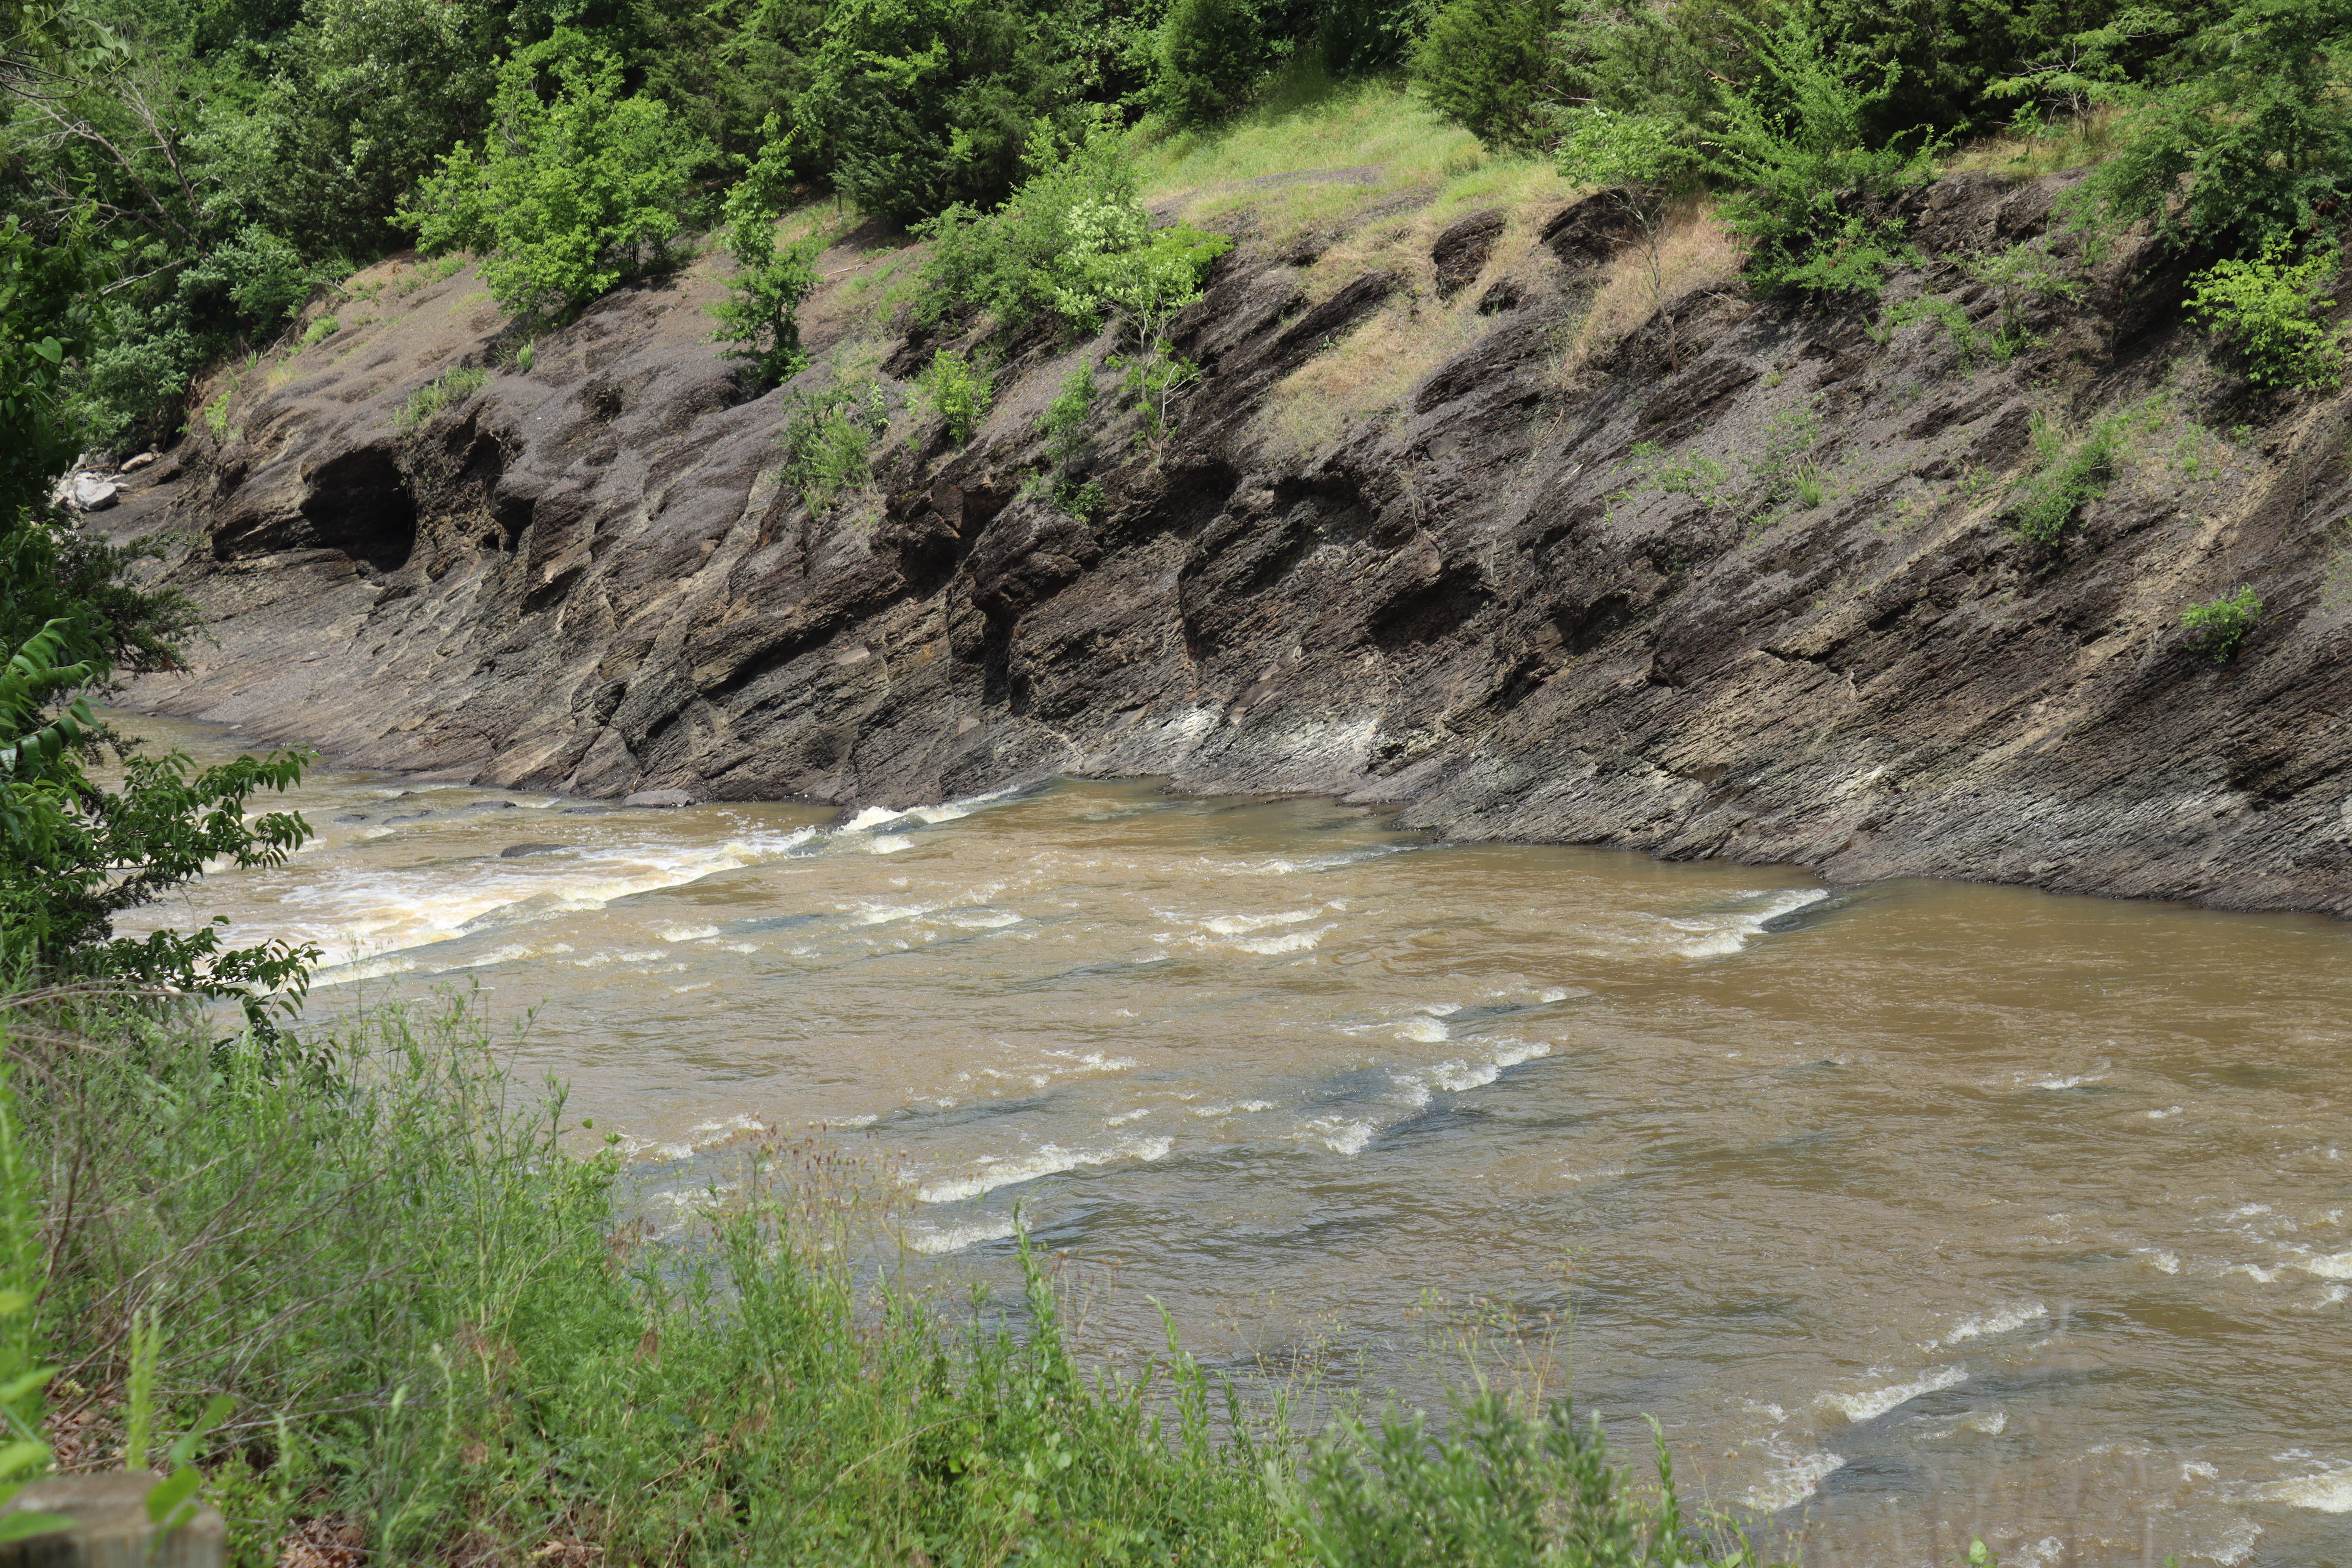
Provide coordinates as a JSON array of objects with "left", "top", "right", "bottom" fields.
[{"left": 102, "top": 173, "right": 2352, "bottom": 914}]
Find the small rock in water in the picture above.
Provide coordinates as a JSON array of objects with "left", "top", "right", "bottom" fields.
[
  {"left": 621, "top": 788, "right": 694, "bottom": 809},
  {"left": 500, "top": 842, "right": 565, "bottom": 858},
  {"left": 333, "top": 813, "right": 369, "bottom": 823},
  {"left": 468, "top": 799, "right": 517, "bottom": 810}
]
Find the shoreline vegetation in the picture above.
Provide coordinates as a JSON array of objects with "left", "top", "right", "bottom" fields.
[{"left": 6, "top": 990, "right": 1787, "bottom": 1567}]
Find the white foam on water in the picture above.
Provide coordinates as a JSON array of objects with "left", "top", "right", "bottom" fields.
[
  {"left": 915, "top": 1137, "right": 1172, "bottom": 1203},
  {"left": 1490, "top": 1039, "right": 1552, "bottom": 1070},
  {"left": 837, "top": 806, "right": 908, "bottom": 833},
  {"left": 440, "top": 942, "right": 544, "bottom": 972},
  {"left": 865, "top": 835, "right": 913, "bottom": 854},
  {"left": 1039, "top": 1049, "right": 1138, "bottom": 1073},
  {"left": 947, "top": 908, "right": 1022, "bottom": 929},
  {"left": 1816, "top": 1364, "right": 1967, "bottom": 1425},
  {"left": 1105, "top": 1108, "right": 1153, "bottom": 1127},
  {"left": 659, "top": 924, "right": 719, "bottom": 942},
  {"left": 906, "top": 1217, "right": 1020, "bottom": 1254},
  {"left": 2200, "top": 1519, "right": 2264, "bottom": 1567},
  {"left": 1202, "top": 908, "right": 1320, "bottom": 936},
  {"left": 690, "top": 1114, "right": 767, "bottom": 1139},
  {"left": 2149, "top": 1105, "right": 2185, "bottom": 1119},
  {"left": 1393, "top": 1015, "right": 1450, "bottom": 1044},
  {"left": 1669, "top": 887, "right": 1831, "bottom": 958},
  {"left": 2227, "top": 1263, "right": 2283, "bottom": 1283},
  {"left": 2029, "top": 1072, "right": 2108, "bottom": 1090},
  {"left": 1230, "top": 924, "right": 1330, "bottom": 955},
  {"left": 1742, "top": 1448, "right": 1846, "bottom": 1512},
  {"left": 279, "top": 826, "right": 820, "bottom": 963},
  {"left": 854, "top": 903, "right": 937, "bottom": 926},
  {"left": 1191, "top": 1100, "right": 1273, "bottom": 1118},
  {"left": 2296, "top": 1250, "right": 2352, "bottom": 1279},
  {"left": 2250, "top": 1466, "right": 2352, "bottom": 1512},
  {"left": 1965, "top": 1408, "right": 2007, "bottom": 1435},
  {"left": 718, "top": 941, "right": 762, "bottom": 954},
  {"left": 2138, "top": 1248, "right": 2183, "bottom": 1274},
  {"left": 1303, "top": 1117, "right": 1377, "bottom": 1156},
  {"left": 1933, "top": 1302, "right": 2047, "bottom": 1348},
  {"left": 309, "top": 953, "right": 420, "bottom": 988}
]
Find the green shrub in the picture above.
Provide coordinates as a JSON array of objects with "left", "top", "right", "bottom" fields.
[
  {"left": 1888, "top": 244, "right": 2080, "bottom": 366},
  {"left": 918, "top": 128, "right": 1232, "bottom": 355},
  {"left": 915, "top": 348, "right": 993, "bottom": 445},
  {"left": 2181, "top": 586, "right": 2262, "bottom": 662},
  {"left": 1705, "top": 9, "right": 1940, "bottom": 294},
  {"left": 1157, "top": 0, "right": 1269, "bottom": 127},
  {"left": 709, "top": 119, "right": 822, "bottom": 390},
  {"left": 1274, "top": 1394, "right": 1771, "bottom": 1567},
  {"left": 394, "top": 365, "right": 488, "bottom": 432},
  {"left": 1319, "top": 0, "right": 1429, "bottom": 74},
  {"left": 401, "top": 30, "right": 711, "bottom": 316},
  {"left": 1033, "top": 365, "right": 1107, "bottom": 515},
  {"left": 1412, "top": 0, "right": 1564, "bottom": 155},
  {"left": 802, "top": 0, "right": 1098, "bottom": 226},
  {"left": 299, "top": 315, "right": 339, "bottom": 347},
  {"left": 2068, "top": 0, "right": 2352, "bottom": 254},
  {"left": 2007, "top": 407, "right": 2131, "bottom": 543},
  {"left": 2185, "top": 240, "right": 2344, "bottom": 391},
  {"left": 781, "top": 377, "right": 889, "bottom": 515},
  {"left": 0, "top": 623, "right": 314, "bottom": 1020}
]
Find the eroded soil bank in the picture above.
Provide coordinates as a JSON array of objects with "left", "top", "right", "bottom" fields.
[{"left": 97, "top": 169, "right": 2352, "bottom": 913}]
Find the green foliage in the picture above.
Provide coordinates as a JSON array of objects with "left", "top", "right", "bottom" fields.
[
  {"left": 708, "top": 118, "right": 820, "bottom": 390},
  {"left": 0, "top": 1071, "right": 67, "bottom": 1547},
  {"left": 2007, "top": 407, "right": 2131, "bottom": 543},
  {"left": 2070, "top": 0, "right": 2352, "bottom": 253},
  {"left": 24, "top": 1000, "right": 1287, "bottom": 1564},
  {"left": 1319, "top": 0, "right": 1430, "bottom": 74},
  {"left": 0, "top": 622, "right": 316, "bottom": 1014},
  {"left": 1157, "top": 0, "right": 1267, "bottom": 126},
  {"left": 2185, "top": 241, "right": 2344, "bottom": 391},
  {"left": 919, "top": 128, "right": 1232, "bottom": 345},
  {"left": 1889, "top": 244, "right": 2080, "bottom": 365},
  {"left": 394, "top": 366, "right": 488, "bottom": 433},
  {"left": 915, "top": 348, "right": 993, "bottom": 445},
  {"left": 402, "top": 29, "right": 711, "bottom": 316},
  {"left": 2181, "top": 585, "right": 2262, "bottom": 662},
  {"left": 1034, "top": 364, "right": 1107, "bottom": 515},
  {"left": 1702, "top": 8, "right": 1938, "bottom": 295},
  {"left": 801, "top": 0, "right": 1101, "bottom": 225},
  {"left": 1274, "top": 1394, "right": 1773, "bottom": 1567},
  {"left": 0, "top": 219, "right": 99, "bottom": 516},
  {"left": 781, "top": 376, "right": 889, "bottom": 515},
  {"left": 299, "top": 314, "right": 338, "bottom": 347},
  {"left": 1411, "top": 0, "right": 1562, "bottom": 155}
]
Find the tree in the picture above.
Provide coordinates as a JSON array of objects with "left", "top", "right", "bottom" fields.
[
  {"left": 1412, "top": 0, "right": 1563, "bottom": 155},
  {"left": 1156, "top": 0, "right": 1265, "bottom": 126},
  {"left": 402, "top": 29, "right": 711, "bottom": 316},
  {"left": 2070, "top": 0, "right": 2352, "bottom": 252},
  {"left": 708, "top": 116, "right": 820, "bottom": 389}
]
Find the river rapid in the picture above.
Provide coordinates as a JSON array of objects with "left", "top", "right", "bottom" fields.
[{"left": 114, "top": 710, "right": 2352, "bottom": 1567}]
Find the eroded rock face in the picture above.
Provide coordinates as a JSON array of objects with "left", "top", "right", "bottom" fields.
[{"left": 100, "top": 176, "right": 2352, "bottom": 914}]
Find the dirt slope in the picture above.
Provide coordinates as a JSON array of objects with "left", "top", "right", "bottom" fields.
[{"left": 97, "top": 171, "right": 2352, "bottom": 914}]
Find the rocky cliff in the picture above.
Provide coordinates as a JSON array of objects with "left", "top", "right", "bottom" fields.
[{"left": 94, "top": 170, "right": 2352, "bottom": 915}]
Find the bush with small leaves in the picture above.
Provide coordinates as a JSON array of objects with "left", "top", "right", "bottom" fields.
[
  {"left": 2185, "top": 241, "right": 2343, "bottom": 392},
  {"left": 781, "top": 378, "right": 890, "bottom": 515},
  {"left": 915, "top": 350, "right": 992, "bottom": 445},
  {"left": 401, "top": 30, "right": 711, "bottom": 317},
  {"left": 709, "top": 117, "right": 821, "bottom": 390},
  {"left": 2181, "top": 586, "right": 2262, "bottom": 663}
]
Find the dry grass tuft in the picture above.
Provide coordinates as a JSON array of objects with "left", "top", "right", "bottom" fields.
[
  {"left": 1552, "top": 197, "right": 1746, "bottom": 384},
  {"left": 1945, "top": 105, "right": 2130, "bottom": 178},
  {"left": 1251, "top": 207, "right": 1561, "bottom": 461}
]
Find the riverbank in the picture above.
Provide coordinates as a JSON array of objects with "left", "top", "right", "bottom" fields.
[{"left": 13, "top": 987, "right": 1775, "bottom": 1567}]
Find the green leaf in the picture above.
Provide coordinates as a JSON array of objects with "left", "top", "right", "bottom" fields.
[
  {"left": 0, "top": 1509, "right": 73, "bottom": 1543},
  {"left": 143, "top": 1465, "right": 201, "bottom": 1526},
  {"left": 32, "top": 339, "right": 61, "bottom": 365}
]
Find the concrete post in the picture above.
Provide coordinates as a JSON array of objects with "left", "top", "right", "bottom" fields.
[{"left": 0, "top": 1472, "right": 224, "bottom": 1568}]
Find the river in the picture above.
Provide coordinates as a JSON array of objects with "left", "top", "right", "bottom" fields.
[{"left": 113, "top": 710, "right": 2352, "bottom": 1567}]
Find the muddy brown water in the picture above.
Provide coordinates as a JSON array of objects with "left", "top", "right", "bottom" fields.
[{"left": 113, "top": 710, "right": 2351, "bottom": 1566}]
